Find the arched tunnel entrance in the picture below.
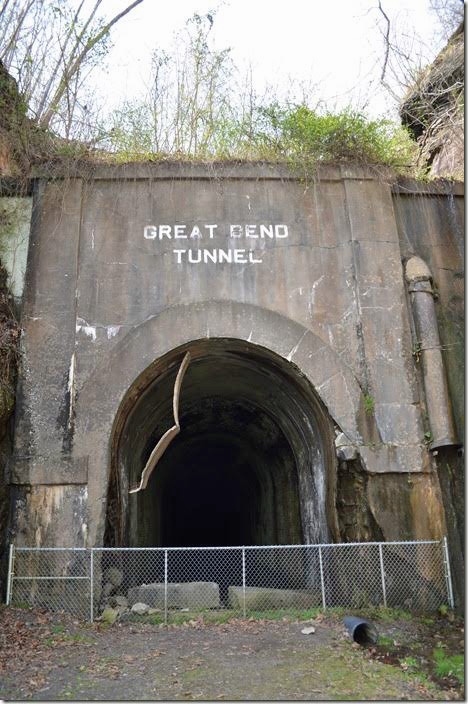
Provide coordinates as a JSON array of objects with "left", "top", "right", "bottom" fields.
[{"left": 105, "top": 339, "right": 338, "bottom": 549}]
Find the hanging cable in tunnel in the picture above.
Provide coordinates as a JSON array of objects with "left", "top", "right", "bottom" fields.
[{"left": 129, "top": 351, "right": 191, "bottom": 494}]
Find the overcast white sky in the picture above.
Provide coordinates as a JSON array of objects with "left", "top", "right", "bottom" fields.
[{"left": 95, "top": 0, "right": 446, "bottom": 119}]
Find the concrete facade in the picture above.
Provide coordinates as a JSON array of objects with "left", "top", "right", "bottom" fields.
[{"left": 6, "top": 164, "right": 463, "bottom": 563}]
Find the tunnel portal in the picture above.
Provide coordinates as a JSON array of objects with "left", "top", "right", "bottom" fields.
[{"left": 106, "top": 339, "right": 336, "bottom": 548}]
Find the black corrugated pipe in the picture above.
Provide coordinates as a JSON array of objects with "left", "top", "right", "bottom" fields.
[{"left": 343, "top": 616, "right": 378, "bottom": 646}]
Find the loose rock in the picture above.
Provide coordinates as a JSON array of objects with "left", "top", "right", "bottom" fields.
[
  {"left": 100, "top": 607, "right": 119, "bottom": 625},
  {"left": 105, "top": 567, "right": 124, "bottom": 587},
  {"left": 114, "top": 595, "right": 128, "bottom": 608},
  {"left": 102, "top": 582, "right": 115, "bottom": 600}
]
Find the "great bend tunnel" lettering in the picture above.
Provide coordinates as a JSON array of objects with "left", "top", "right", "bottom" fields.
[{"left": 143, "top": 223, "right": 290, "bottom": 265}]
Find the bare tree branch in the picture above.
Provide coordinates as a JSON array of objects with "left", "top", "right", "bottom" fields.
[
  {"left": 35, "top": 0, "right": 90, "bottom": 117},
  {"left": 39, "top": 0, "right": 145, "bottom": 128},
  {"left": 0, "top": 0, "right": 34, "bottom": 65},
  {"left": 378, "top": 0, "right": 391, "bottom": 82}
]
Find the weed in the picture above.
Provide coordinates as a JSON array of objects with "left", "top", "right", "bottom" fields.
[
  {"left": 63, "top": 632, "right": 96, "bottom": 644},
  {"left": 433, "top": 648, "right": 464, "bottom": 685},
  {"left": 52, "top": 624, "right": 65, "bottom": 634},
  {"left": 400, "top": 656, "right": 418, "bottom": 670},
  {"left": 412, "top": 341, "right": 422, "bottom": 363},
  {"left": 128, "top": 605, "right": 427, "bottom": 627},
  {"left": 198, "top": 610, "right": 236, "bottom": 624},
  {"left": 419, "top": 616, "right": 435, "bottom": 625},
  {"left": 247, "top": 607, "right": 322, "bottom": 621},
  {"left": 424, "top": 430, "right": 433, "bottom": 445},
  {"left": 127, "top": 607, "right": 325, "bottom": 626},
  {"left": 403, "top": 669, "right": 435, "bottom": 690},
  {"left": 144, "top": 613, "right": 164, "bottom": 625},
  {"left": 46, "top": 627, "right": 96, "bottom": 644},
  {"left": 359, "top": 606, "right": 414, "bottom": 622},
  {"left": 364, "top": 394, "right": 375, "bottom": 416},
  {"left": 10, "top": 601, "right": 31, "bottom": 609},
  {"left": 378, "top": 635, "right": 394, "bottom": 646}
]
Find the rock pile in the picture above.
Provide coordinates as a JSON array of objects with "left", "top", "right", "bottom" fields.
[{"left": 97, "top": 573, "right": 220, "bottom": 622}]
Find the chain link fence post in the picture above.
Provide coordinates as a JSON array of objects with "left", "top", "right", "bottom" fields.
[
  {"left": 164, "top": 549, "right": 168, "bottom": 625},
  {"left": 318, "top": 546, "right": 326, "bottom": 609},
  {"left": 6, "top": 543, "right": 15, "bottom": 606},
  {"left": 89, "top": 548, "right": 94, "bottom": 623},
  {"left": 442, "top": 536, "right": 455, "bottom": 609},
  {"left": 242, "top": 547, "right": 246, "bottom": 618},
  {"left": 378, "top": 543, "right": 387, "bottom": 607}
]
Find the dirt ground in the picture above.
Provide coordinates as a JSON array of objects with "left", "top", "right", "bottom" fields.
[{"left": 0, "top": 605, "right": 464, "bottom": 701}]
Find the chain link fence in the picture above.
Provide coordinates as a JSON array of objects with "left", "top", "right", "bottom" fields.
[{"left": 6, "top": 539, "right": 454, "bottom": 622}]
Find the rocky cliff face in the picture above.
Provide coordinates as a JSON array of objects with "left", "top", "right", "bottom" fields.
[
  {"left": 0, "top": 60, "right": 26, "bottom": 177},
  {"left": 0, "top": 62, "right": 25, "bottom": 586},
  {"left": 0, "top": 60, "right": 56, "bottom": 180},
  {"left": 400, "top": 22, "right": 464, "bottom": 179},
  {"left": 0, "top": 262, "right": 19, "bottom": 588}
]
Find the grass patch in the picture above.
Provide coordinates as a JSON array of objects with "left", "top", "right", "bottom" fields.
[
  {"left": 122, "top": 604, "right": 422, "bottom": 627},
  {"left": 143, "top": 612, "right": 164, "bottom": 625},
  {"left": 45, "top": 629, "right": 96, "bottom": 646},
  {"left": 196, "top": 610, "right": 237, "bottom": 624},
  {"left": 419, "top": 616, "right": 435, "bottom": 625},
  {"left": 121, "top": 609, "right": 234, "bottom": 625},
  {"left": 52, "top": 624, "right": 65, "bottom": 634},
  {"left": 10, "top": 601, "right": 31, "bottom": 609},
  {"left": 62, "top": 632, "right": 96, "bottom": 643},
  {"left": 433, "top": 648, "right": 464, "bottom": 685},
  {"left": 378, "top": 635, "right": 394, "bottom": 646},
  {"left": 268, "top": 645, "right": 436, "bottom": 700},
  {"left": 247, "top": 607, "right": 322, "bottom": 621},
  {"left": 124, "top": 607, "right": 324, "bottom": 626},
  {"left": 400, "top": 656, "right": 418, "bottom": 670},
  {"left": 354, "top": 606, "right": 414, "bottom": 622}
]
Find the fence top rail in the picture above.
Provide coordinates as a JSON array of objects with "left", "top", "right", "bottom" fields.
[
  {"left": 13, "top": 547, "right": 89, "bottom": 551},
  {"left": 13, "top": 539, "right": 442, "bottom": 552}
]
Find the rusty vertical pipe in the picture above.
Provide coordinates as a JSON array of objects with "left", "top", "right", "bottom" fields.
[{"left": 405, "top": 257, "right": 458, "bottom": 449}]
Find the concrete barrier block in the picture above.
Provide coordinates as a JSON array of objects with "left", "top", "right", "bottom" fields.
[
  {"left": 228, "top": 585, "right": 317, "bottom": 610},
  {"left": 128, "top": 581, "right": 220, "bottom": 609}
]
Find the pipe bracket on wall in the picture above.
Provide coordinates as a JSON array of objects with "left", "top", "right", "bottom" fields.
[
  {"left": 129, "top": 351, "right": 191, "bottom": 494},
  {"left": 405, "top": 257, "right": 458, "bottom": 450}
]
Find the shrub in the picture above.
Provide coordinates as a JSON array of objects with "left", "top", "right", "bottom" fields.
[{"left": 253, "top": 103, "right": 417, "bottom": 169}]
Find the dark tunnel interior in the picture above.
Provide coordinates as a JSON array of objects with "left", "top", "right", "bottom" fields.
[{"left": 158, "top": 434, "right": 263, "bottom": 548}]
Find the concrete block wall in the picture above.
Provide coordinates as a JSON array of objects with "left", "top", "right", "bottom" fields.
[{"left": 5, "top": 164, "right": 460, "bottom": 559}]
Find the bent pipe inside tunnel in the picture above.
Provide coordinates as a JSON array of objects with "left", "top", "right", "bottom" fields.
[{"left": 106, "top": 338, "right": 338, "bottom": 552}]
